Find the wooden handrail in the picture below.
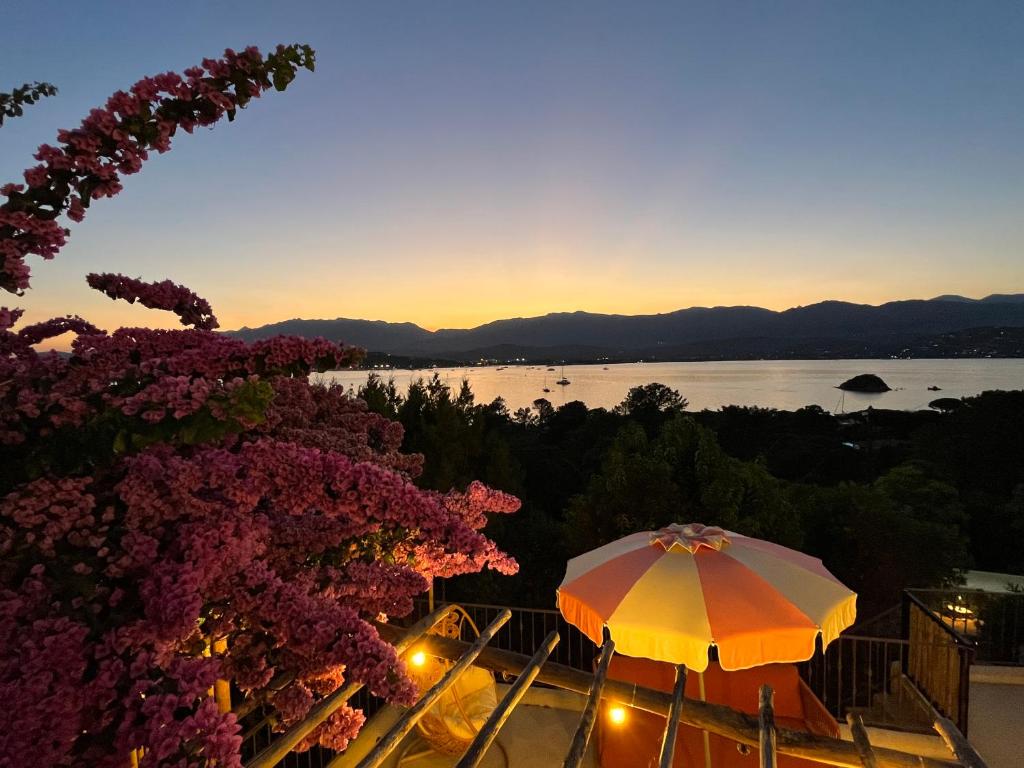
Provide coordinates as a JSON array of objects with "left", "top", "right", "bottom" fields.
[
  {"left": 375, "top": 622, "right": 960, "bottom": 768},
  {"left": 846, "top": 713, "right": 879, "bottom": 768},
  {"left": 933, "top": 715, "right": 988, "bottom": 768},
  {"left": 456, "top": 630, "right": 559, "bottom": 768},
  {"left": 355, "top": 609, "right": 511, "bottom": 768},
  {"left": 658, "top": 665, "right": 688, "bottom": 768},
  {"left": 563, "top": 638, "right": 614, "bottom": 768}
]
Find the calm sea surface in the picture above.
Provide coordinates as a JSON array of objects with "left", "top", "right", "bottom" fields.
[{"left": 321, "top": 359, "right": 1024, "bottom": 413}]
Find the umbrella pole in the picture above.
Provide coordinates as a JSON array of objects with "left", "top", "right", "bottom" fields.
[{"left": 699, "top": 671, "right": 711, "bottom": 768}]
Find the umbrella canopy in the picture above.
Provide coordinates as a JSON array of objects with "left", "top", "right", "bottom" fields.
[{"left": 557, "top": 523, "right": 856, "bottom": 671}]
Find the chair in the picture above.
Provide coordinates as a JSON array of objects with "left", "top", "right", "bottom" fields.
[{"left": 397, "top": 607, "right": 509, "bottom": 766}]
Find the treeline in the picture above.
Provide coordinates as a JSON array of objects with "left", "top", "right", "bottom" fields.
[{"left": 357, "top": 375, "right": 1024, "bottom": 616}]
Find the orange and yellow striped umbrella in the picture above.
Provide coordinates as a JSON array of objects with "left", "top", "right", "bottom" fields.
[{"left": 557, "top": 523, "right": 856, "bottom": 671}]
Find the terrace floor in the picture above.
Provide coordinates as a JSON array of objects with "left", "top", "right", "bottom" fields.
[
  {"left": 333, "top": 687, "right": 596, "bottom": 768},
  {"left": 966, "top": 666, "right": 1024, "bottom": 768}
]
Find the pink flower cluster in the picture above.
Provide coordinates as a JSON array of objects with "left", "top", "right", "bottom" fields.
[
  {"left": 0, "top": 302, "right": 360, "bottom": 445},
  {"left": 0, "top": 44, "right": 315, "bottom": 294},
  {"left": 87, "top": 273, "right": 218, "bottom": 330},
  {"left": 1, "top": 302, "right": 520, "bottom": 766}
]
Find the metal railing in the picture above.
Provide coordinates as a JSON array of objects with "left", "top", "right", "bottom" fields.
[
  {"left": 414, "top": 600, "right": 908, "bottom": 729},
  {"left": 239, "top": 709, "right": 335, "bottom": 768},
  {"left": 797, "top": 634, "right": 909, "bottom": 727},
  {"left": 427, "top": 600, "right": 600, "bottom": 674}
]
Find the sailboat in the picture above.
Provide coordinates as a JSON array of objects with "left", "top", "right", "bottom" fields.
[{"left": 556, "top": 364, "right": 570, "bottom": 386}]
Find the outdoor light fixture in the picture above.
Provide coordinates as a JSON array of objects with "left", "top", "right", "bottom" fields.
[
  {"left": 410, "top": 650, "right": 427, "bottom": 667},
  {"left": 608, "top": 706, "right": 627, "bottom": 725}
]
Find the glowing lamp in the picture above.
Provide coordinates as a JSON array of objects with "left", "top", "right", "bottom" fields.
[
  {"left": 410, "top": 651, "right": 427, "bottom": 667},
  {"left": 608, "top": 706, "right": 627, "bottom": 725}
]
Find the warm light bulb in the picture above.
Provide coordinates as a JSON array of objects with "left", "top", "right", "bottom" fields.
[
  {"left": 410, "top": 651, "right": 427, "bottom": 667},
  {"left": 608, "top": 706, "right": 627, "bottom": 725}
]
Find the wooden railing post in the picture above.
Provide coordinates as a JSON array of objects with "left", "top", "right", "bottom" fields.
[
  {"left": 354, "top": 609, "right": 512, "bottom": 768},
  {"left": 846, "top": 712, "right": 879, "bottom": 768},
  {"left": 563, "top": 638, "right": 614, "bottom": 768},
  {"left": 456, "top": 630, "right": 559, "bottom": 768},
  {"left": 212, "top": 636, "right": 231, "bottom": 714},
  {"left": 759, "top": 685, "right": 776, "bottom": 768},
  {"left": 933, "top": 715, "right": 988, "bottom": 768},
  {"left": 658, "top": 665, "right": 688, "bottom": 768}
]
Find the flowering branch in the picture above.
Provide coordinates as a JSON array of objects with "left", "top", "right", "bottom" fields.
[
  {"left": 0, "top": 44, "right": 315, "bottom": 294},
  {"left": 87, "top": 273, "right": 218, "bottom": 330}
]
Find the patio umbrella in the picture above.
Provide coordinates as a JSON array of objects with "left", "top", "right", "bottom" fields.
[{"left": 557, "top": 523, "right": 856, "bottom": 672}]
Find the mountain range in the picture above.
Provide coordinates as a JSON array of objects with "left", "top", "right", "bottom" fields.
[{"left": 228, "top": 294, "right": 1024, "bottom": 363}]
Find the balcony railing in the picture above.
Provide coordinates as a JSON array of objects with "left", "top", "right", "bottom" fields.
[
  {"left": 902, "top": 591, "right": 976, "bottom": 735},
  {"left": 409, "top": 601, "right": 911, "bottom": 728},
  {"left": 236, "top": 597, "right": 978, "bottom": 766}
]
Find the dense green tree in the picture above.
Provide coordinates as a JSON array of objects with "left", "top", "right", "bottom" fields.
[
  {"left": 357, "top": 373, "right": 401, "bottom": 419},
  {"left": 798, "top": 463, "right": 968, "bottom": 612},
  {"left": 911, "top": 390, "right": 1024, "bottom": 572},
  {"left": 614, "top": 382, "right": 688, "bottom": 432},
  {"left": 566, "top": 416, "right": 801, "bottom": 556},
  {"left": 566, "top": 422, "right": 681, "bottom": 553}
]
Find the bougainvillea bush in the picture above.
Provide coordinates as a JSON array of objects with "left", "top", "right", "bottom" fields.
[{"left": 0, "top": 47, "right": 519, "bottom": 768}]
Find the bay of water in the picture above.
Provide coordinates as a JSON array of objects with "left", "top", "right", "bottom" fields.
[{"left": 322, "top": 359, "right": 1024, "bottom": 413}]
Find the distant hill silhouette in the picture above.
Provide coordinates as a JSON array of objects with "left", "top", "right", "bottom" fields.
[
  {"left": 930, "top": 293, "right": 1024, "bottom": 304},
  {"left": 228, "top": 294, "right": 1024, "bottom": 362}
]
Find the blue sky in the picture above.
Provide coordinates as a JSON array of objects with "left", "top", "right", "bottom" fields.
[{"left": 1, "top": 1, "right": 1022, "bottom": 334}]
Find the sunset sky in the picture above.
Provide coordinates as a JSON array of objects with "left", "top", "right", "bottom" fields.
[{"left": 2, "top": 1, "right": 1022, "bottom": 336}]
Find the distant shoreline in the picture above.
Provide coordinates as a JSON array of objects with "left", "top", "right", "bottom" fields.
[
  {"left": 350, "top": 352, "right": 1024, "bottom": 372},
  {"left": 323, "top": 358, "right": 1024, "bottom": 414}
]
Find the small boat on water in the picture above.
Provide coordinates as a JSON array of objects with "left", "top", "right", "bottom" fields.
[
  {"left": 928, "top": 385, "right": 942, "bottom": 391},
  {"left": 556, "top": 365, "right": 570, "bottom": 386},
  {"left": 547, "top": 367, "right": 556, "bottom": 372}
]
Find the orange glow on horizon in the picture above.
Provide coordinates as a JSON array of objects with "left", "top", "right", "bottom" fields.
[{"left": 16, "top": 240, "right": 1021, "bottom": 351}]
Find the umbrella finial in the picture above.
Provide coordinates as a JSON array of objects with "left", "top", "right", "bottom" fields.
[{"left": 650, "top": 523, "right": 730, "bottom": 553}]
